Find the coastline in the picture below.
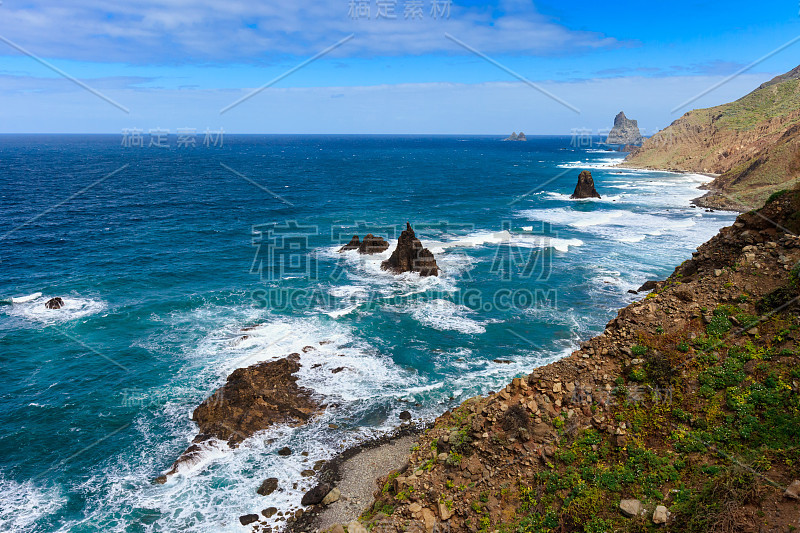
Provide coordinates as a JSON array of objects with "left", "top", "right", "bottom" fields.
[{"left": 288, "top": 186, "right": 800, "bottom": 532}]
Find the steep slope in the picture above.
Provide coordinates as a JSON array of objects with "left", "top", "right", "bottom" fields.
[
  {"left": 621, "top": 67, "right": 800, "bottom": 210},
  {"left": 309, "top": 186, "right": 800, "bottom": 533}
]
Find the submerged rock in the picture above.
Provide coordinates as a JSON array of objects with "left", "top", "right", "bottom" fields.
[
  {"left": 606, "top": 111, "right": 643, "bottom": 145},
  {"left": 44, "top": 297, "right": 64, "bottom": 309},
  {"left": 570, "top": 170, "right": 601, "bottom": 199},
  {"left": 381, "top": 223, "right": 439, "bottom": 277}
]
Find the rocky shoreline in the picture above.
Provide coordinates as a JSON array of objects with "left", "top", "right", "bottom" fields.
[{"left": 286, "top": 186, "right": 800, "bottom": 532}]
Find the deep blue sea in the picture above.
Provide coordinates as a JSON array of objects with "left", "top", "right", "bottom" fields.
[{"left": 0, "top": 135, "right": 735, "bottom": 532}]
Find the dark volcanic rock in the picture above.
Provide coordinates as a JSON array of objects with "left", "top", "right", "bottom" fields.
[
  {"left": 338, "top": 235, "right": 360, "bottom": 252},
  {"left": 157, "top": 355, "right": 319, "bottom": 483},
  {"left": 240, "top": 514, "right": 259, "bottom": 526},
  {"left": 278, "top": 446, "right": 292, "bottom": 456},
  {"left": 570, "top": 170, "right": 602, "bottom": 199},
  {"left": 301, "top": 482, "right": 331, "bottom": 506},
  {"left": 399, "top": 410, "right": 412, "bottom": 421},
  {"left": 606, "top": 111, "right": 643, "bottom": 145},
  {"left": 381, "top": 223, "right": 439, "bottom": 277},
  {"left": 44, "top": 297, "right": 64, "bottom": 309},
  {"left": 358, "top": 234, "right": 390, "bottom": 254},
  {"left": 257, "top": 477, "right": 279, "bottom": 496},
  {"left": 637, "top": 280, "right": 660, "bottom": 292}
]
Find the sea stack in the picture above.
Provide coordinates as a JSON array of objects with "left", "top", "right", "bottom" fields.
[
  {"left": 570, "top": 170, "right": 602, "bottom": 199},
  {"left": 338, "top": 234, "right": 390, "bottom": 254},
  {"left": 606, "top": 111, "right": 643, "bottom": 145},
  {"left": 381, "top": 223, "right": 439, "bottom": 276},
  {"left": 503, "top": 132, "right": 527, "bottom": 141}
]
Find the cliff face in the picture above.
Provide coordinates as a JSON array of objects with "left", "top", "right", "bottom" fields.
[
  {"left": 345, "top": 186, "right": 800, "bottom": 532},
  {"left": 622, "top": 67, "right": 800, "bottom": 210},
  {"left": 606, "top": 111, "right": 643, "bottom": 145}
]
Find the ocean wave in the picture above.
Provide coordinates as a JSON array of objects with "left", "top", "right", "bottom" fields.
[
  {"left": 0, "top": 476, "right": 66, "bottom": 533},
  {"left": 407, "top": 299, "right": 488, "bottom": 334}
]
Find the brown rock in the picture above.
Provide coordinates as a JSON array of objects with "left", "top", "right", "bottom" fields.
[
  {"left": 381, "top": 222, "right": 439, "bottom": 276},
  {"left": 240, "top": 514, "right": 259, "bottom": 526},
  {"left": 338, "top": 236, "right": 360, "bottom": 252},
  {"left": 257, "top": 477, "right": 278, "bottom": 496},
  {"left": 358, "top": 234, "right": 390, "bottom": 254},
  {"left": 570, "top": 170, "right": 601, "bottom": 199},
  {"left": 44, "top": 297, "right": 64, "bottom": 309},
  {"left": 785, "top": 479, "right": 800, "bottom": 500}
]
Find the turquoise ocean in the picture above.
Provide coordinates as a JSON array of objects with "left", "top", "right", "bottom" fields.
[{"left": 0, "top": 135, "right": 736, "bottom": 532}]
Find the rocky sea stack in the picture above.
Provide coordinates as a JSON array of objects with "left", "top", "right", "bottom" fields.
[
  {"left": 502, "top": 132, "right": 527, "bottom": 141},
  {"left": 570, "top": 170, "right": 602, "bottom": 199},
  {"left": 606, "top": 111, "right": 643, "bottom": 145},
  {"left": 381, "top": 223, "right": 439, "bottom": 276},
  {"left": 338, "top": 234, "right": 390, "bottom": 254}
]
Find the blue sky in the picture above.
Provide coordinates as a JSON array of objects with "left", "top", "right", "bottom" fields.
[{"left": 0, "top": 0, "right": 798, "bottom": 133}]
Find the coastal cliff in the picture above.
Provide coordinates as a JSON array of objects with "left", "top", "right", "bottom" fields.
[
  {"left": 621, "top": 65, "right": 800, "bottom": 210},
  {"left": 310, "top": 186, "right": 800, "bottom": 532},
  {"left": 606, "top": 112, "right": 643, "bottom": 146}
]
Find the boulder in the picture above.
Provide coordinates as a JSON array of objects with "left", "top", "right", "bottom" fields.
[
  {"left": 399, "top": 410, "right": 412, "bottom": 421},
  {"left": 278, "top": 446, "right": 292, "bottom": 456},
  {"left": 301, "top": 482, "right": 331, "bottom": 506},
  {"left": 785, "top": 479, "right": 800, "bottom": 500},
  {"left": 338, "top": 236, "right": 360, "bottom": 252},
  {"left": 322, "top": 487, "right": 341, "bottom": 505},
  {"left": 381, "top": 223, "right": 439, "bottom": 276},
  {"left": 257, "top": 477, "right": 278, "bottom": 496},
  {"left": 358, "top": 234, "right": 390, "bottom": 254},
  {"left": 606, "top": 111, "right": 643, "bottom": 145},
  {"left": 637, "top": 280, "right": 660, "bottom": 292},
  {"left": 570, "top": 170, "right": 601, "bottom": 199},
  {"left": 653, "top": 505, "right": 669, "bottom": 524},
  {"left": 620, "top": 498, "right": 643, "bottom": 517},
  {"left": 44, "top": 297, "right": 64, "bottom": 310},
  {"left": 240, "top": 514, "right": 259, "bottom": 526}
]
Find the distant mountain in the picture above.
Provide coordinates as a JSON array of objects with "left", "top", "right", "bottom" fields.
[
  {"left": 621, "top": 65, "right": 800, "bottom": 210},
  {"left": 502, "top": 131, "right": 527, "bottom": 141}
]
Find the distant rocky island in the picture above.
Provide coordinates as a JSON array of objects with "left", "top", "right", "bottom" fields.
[
  {"left": 622, "top": 64, "right": 800, "bottom": 210},
  {"left": 502, "top": 132, "right": 527, "bottom": 141},
  {"left": 606, "top": 111, "right": 643, "bottom": 145}
]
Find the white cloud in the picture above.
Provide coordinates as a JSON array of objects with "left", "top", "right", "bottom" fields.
[
  {"left": 0, "top": 72, "right": 772, "bottom": 133},
  {"left": 0, "top": 0, "right": 620, "bottom": 63}
]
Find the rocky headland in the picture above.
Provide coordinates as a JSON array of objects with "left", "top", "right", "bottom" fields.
[
  {"left": 621, "top": 64, "right": 800, "bottom": 210},
  {"left": 606, "top": 112, "right": 643, "bottom": 146},
  {"left": 290, "top": 185, "right": 800, "bottom": 532}
]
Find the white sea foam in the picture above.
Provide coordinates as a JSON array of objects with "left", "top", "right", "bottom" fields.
[
  {"left": 10, "top": 292, "right": 42, "bottom": 303},
  {"left": 3, "top": 294, "right": 106, "bottom": 324},
  {"left": 0, "top": 476, "right": 66, "bottom": 532},
  {"left": 408, "top": 299, "right": 488, "bottom": 334}
]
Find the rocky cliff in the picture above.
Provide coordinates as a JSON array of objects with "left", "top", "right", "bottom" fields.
[
  {"left": 381, "top": 223, "right": 439, "bottom": 277},
  {"left": 606, "top": 112, "right": 643, "bottom": 145},
  {"left": 570, "top": 170, "right": 601, "bottom": 199},
  {"left": 622, "top": 65, "right": 800, "bottom": 210},
  {"left": 323, "top": 185, "right": 800, "bottom": 532}
]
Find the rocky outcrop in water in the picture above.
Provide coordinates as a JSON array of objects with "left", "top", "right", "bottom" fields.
[
  {"left": 570, "top": 170, "right": 602, "bottom": 199},
  {"left": 358, "top": 234, "right": 390, "bottom": 254},
  {"left": 606, "top": 111, "right": 643, "bottom": 145},
  {"left": 503, "top": 132, "right": 527, "bottom": 141},
  {"left": 44, "top": 297, "right": 64, "bottom": 309},
  {"left": 381, "top": 223, "right": 439, "bottom": 277},
  {"left": 338, "top": 236, "right": 360, "bottom": 252},
  {"left": 156, "top": 353, "right": 321, "bottom": 483},
  {"left": 338, "top": 234, "right": 390, "bottom": 254}
]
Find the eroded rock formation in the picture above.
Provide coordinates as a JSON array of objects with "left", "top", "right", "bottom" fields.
[
  {"left": 606, "top": 111, "right": 643, "bottom": 145},
  {"left": 381, "top": 223, "right": 439, "bottom": 276},
  {"left": 570, "top": 170, "right": 602, "bottom": 199}
]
